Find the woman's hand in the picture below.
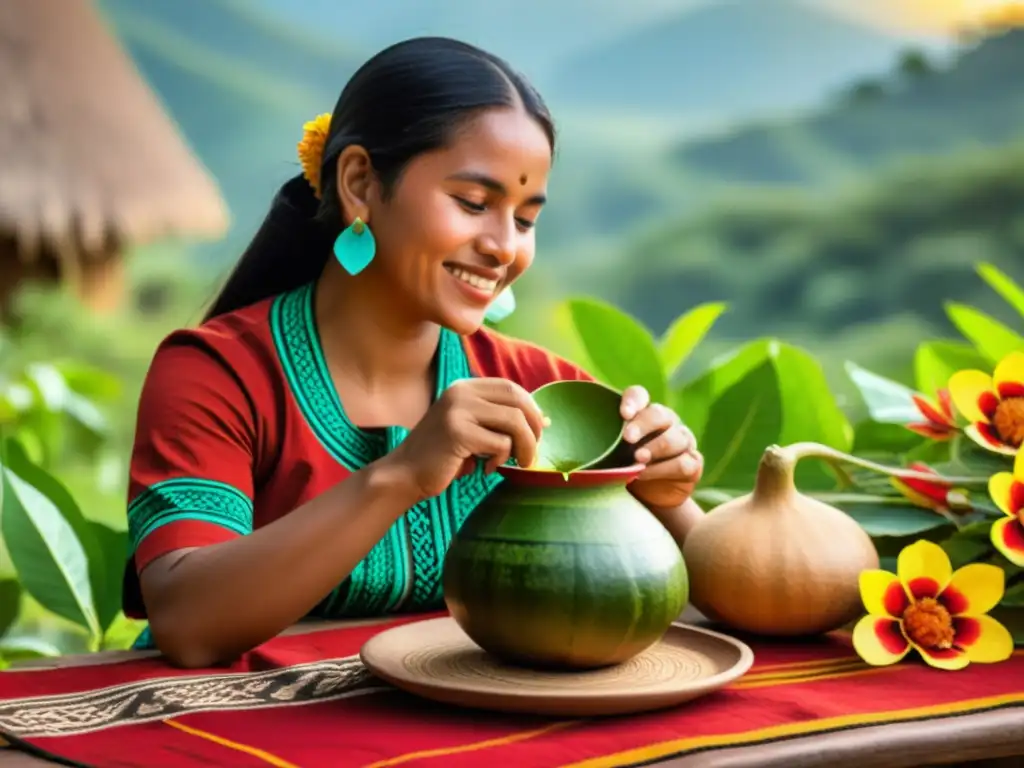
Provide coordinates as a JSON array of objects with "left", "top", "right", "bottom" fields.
[
  {"left": 387, "top": 378, "right": 546, "bottom": 501},
  {"left": 620, "top": 385, "right": 703, "bottom": 510}
]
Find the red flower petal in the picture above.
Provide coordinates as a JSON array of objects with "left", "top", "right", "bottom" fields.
[
  {"left": 954, "top": 616, "right": 981, "bottom": 646},
  {"left": 906, "top": 576, "right": 942, "bottom": 600},
  {"left": 997, "top": 517, "right": 1024, "bottom": 557},
  {"left": 912, "top": 395, "right": 953, "bottom": 426},
  {"left": 940, "top": 584, "right": 969, "bottom": 616},
  {"left": 997, "top": 381, "right": 1024, "bottom": 399},
  {"left": 906, "top": 423, "right": 955, "bottom": 440},
  {"left": 883, "top": 580, "right": 910, "bottom": 617},
  {"left": 977, "top": 421, "right": 1005, "bottom": 447},
  {"left": 937, "top": 388, "right": 954, "bottom": 421},
  {"left": 978, "top": 391, "right": 1001, "bottom": 420},
  {"left": 1011, "top": 481, "right": 1024, "bottom": 517},
  {"left": 876, "top": 619, "right": 909, "bottom": 655},
  {"left": 899, "top": 474, "right": 949, "bottom": 506}
]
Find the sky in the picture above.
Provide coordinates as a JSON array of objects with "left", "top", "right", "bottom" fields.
[{"left": 828, "top": 0, "right": 1022, "bottom": 33}]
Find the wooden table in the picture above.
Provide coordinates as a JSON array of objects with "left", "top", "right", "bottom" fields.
[{"left": 2, "top": 608, "right": 1023, "bottom": 768}]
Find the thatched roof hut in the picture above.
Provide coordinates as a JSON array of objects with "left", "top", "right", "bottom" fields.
[{"left": 0, "top": 0, "right": 229, "bottom": 312}]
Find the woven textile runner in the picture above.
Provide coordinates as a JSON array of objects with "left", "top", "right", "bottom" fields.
[{"left": 1, "top": 612, "right": 1022, "bottom": 768}]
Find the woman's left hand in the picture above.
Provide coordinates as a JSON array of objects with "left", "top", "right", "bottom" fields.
[{"left": 620, "top": 385, "right": 703, "bottom": 509}]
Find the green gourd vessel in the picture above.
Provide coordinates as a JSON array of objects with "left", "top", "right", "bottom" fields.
[{"left": 442, "top": 463, "right": 689, "bottom": 670}]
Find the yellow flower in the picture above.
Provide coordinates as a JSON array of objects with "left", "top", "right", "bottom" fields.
[
  {"left": 948, "top": 350, "right": 1024, "bottom": 456},
  {"left": 297, "top": 113, "right": 332, "bottom": 197},
  {"left": 988, "top": 447, "right": 1024, "bottom": 567},
  {"left": 852, "top": 540, "right": 1013, "bottom": 670}
]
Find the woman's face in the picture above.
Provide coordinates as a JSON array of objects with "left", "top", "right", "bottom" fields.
[{"left": 365, "top": 106, "right": 552, "bottom": 334}]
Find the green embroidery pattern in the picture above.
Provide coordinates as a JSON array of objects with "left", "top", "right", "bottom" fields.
[
  {"left": 127, "top": 478, "right": 253, "bottom": 554},
  {"left": 271, "top": 283, "right": 502, "bottom": 618}
]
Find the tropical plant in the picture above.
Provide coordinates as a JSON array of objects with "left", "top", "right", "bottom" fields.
[
  {"left": 0, "top": 344, "right": 137, "bottom": 666},
  {"left": 561, "top": 261, "right": 1024, "bottom": 643}
]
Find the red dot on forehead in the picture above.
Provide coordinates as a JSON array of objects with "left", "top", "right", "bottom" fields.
[{"left": 519, "top": 174, "right": 528, "bottom": 185}]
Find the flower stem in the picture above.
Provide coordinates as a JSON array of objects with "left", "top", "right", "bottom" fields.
[{"left": 780, "top": 442, "right": 990, "bottom": 487}]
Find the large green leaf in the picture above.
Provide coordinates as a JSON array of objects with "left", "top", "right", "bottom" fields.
[
  {"left": 977, "top": 262, "right": 1024, "bottom": 319},
  {"left": 775, "top": 343, "right": 851, "bottom": 450},
  {"left": 774, "top": 343, "right": 852, "bottom": 488},
  {"left": 914, "top": 340, "right": 991, "bottom": 398},
  {"left": 698, "top": 359, "right": 783, "bottom": 491},
  {"left": 676, "top": 339, "right": 849, "bottom": 491},
  {"left": 852, "top": 420, "right": 923, "bottom": 455},
  {"left": 948, "top": 435, "right": 1013, "bottom": 475},
  {"left": 2, "top": 440, "right": 118, "bottom": 632},
  {"left": 658, "top": 302, "right": 726, "bottom": 381},
  {"left": 673, "top": 339, "right": 771, "bottom": 442},
  {"left": 945, "top": 302, "right": 1024, "bottom": 365},
  {"left": 566, "top": 298, "right": 666, "bottom": 404},
  {"left": 844, "top": 362, "right": 920, "bottom": 424},
  {"left": 838, "top": 502, "right": 952, "bottom": 537},
  {"left": 0, "top": 579, "right": 20, "bottom": 638},
  {"left": 0, "top": 467, "right": 99, "bottom": 636},
  {"left": 88, "top": 522, "right": 128, "bottom": 634}
]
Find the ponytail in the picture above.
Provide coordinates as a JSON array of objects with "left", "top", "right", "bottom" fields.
[{"left": 202, "top": 175, "right": 333, "bottom": 322}]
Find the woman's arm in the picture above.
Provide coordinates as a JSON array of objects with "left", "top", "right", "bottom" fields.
[
  {"left": 641, "top": 497, "right": 704, "bottom": 552},
  {"left": 141, "top": 454, "right": 420, "bottom": 669}
]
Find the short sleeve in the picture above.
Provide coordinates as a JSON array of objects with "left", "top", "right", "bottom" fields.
[
  {"left": 463, "top": 327, "right": 596, "bottom": 390},
  {"left": 125, "top": 333, "right": 257, "bottom": 582}
]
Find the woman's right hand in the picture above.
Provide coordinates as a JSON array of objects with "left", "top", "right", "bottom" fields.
[{"left": 387, "top": 378, "right": 547, "bottom": 501}]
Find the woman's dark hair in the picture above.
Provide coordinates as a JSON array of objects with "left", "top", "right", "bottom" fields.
[{"left": 203, "top": 37, "right": 555, "bottom": 321}]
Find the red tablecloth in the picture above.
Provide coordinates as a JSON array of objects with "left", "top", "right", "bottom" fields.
[{"left": 1, "top": 612, "right": 1022, "bottom": 768}]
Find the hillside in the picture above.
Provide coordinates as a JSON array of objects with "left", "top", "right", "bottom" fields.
[
  {"left": 546, "top": 0, "right": 919, "bottom": 117},
  {"left": 586, "top": 142, "right": 1024, "bottom": 381},
  {"left": 673, "top": 27, "right": 1024, "bottom": 186},
  {"left": 96, "top": 0, "right": 365, "bottom": 260}
]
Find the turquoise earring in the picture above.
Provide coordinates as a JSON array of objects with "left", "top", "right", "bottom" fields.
[
  {"left": 333, "top": 217, "right": 376, "bottom": 275},
  {"left": 484, "top": 286, "right": 516, "bottom": 324}
]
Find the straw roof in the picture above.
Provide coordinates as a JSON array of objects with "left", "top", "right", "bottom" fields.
[{"left": 0, "top": 0, "right": 229, "bottom": 309}]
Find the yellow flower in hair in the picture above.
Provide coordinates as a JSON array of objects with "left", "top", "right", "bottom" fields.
[{"left": 297, "top": 113, "right": 332, "bottom": 197}]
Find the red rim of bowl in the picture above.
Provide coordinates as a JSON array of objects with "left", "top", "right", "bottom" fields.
[{"left": 495, "top": 462, "right": 645, "bottom": 488}]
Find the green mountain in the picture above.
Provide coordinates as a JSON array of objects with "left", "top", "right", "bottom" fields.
[
  {"left": 673, "top": 28, "right": 1024, "bottom": 187},
  {"left": 96, "top": 0, "right": 364, "bottom": 260},
  {"left": 546, "top": 0, "right": 923, "bottom": 117},
  {"left": 584, "top": 140, "right": 1024, "bottom": 382}
]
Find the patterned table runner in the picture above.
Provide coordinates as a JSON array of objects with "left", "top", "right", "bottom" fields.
[{"left": 1, "top": 612, "right": 1022, "bottom": 768}]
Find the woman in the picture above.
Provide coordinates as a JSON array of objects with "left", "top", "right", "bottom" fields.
[{"left": 122, "top": 37, "right": 705, "bottom": 669}]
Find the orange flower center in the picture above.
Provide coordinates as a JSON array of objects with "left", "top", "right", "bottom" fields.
[
  {"left": 902, "top": 598, "right": 954, "bottom": 650},
  {"left": 992, "top": 397, "right": 1024, "bottom": 447}
]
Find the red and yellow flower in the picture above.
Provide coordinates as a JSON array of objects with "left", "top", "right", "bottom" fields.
[
  {"left": 906, "top": 388, "right": 958, "bottom": 441},
  {"left": 890, "top": 462, "right": 969, "bottom": 515},
  {"left": 988, "top": 448, "right": 1024, "bottom": 566},
  {"left": 948, "top": 351, "right": 1024, "bottom": 456},
  {"left": 853, "top": 540, "right": 1013, "bottom": 670}
]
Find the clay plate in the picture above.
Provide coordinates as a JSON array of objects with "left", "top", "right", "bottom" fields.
[{"left": 360, "top": 616, "right": 754, "bottom": 717}]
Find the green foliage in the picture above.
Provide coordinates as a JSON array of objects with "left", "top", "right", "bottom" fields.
[
  {"left": 567, "top": 298, "right": 668, "bottom": 404},
  {"left": 659, "top": 303, "right": 727, "bottom": 382},
  {"left": 565, "top": 260, "right": 1024, "bottom": 645},
  {"left": 0, "top": 348, "right": 142, "bottom": 666},
  {"left": 945, "top": 302, "right": 1024, "bottom": 364}
]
